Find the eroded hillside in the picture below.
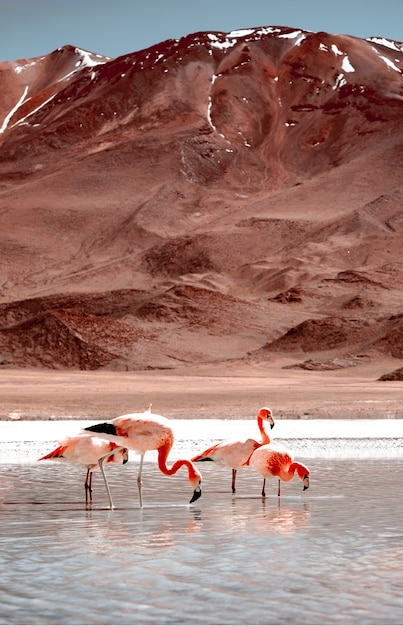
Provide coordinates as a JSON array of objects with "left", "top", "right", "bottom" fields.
[{"left": 0, "top": 27, "right": 402, "bottom": 375}]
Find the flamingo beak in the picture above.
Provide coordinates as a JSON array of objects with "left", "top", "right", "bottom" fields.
[
  {"left": 303, "top": 475, "right": 310, "bottom": 490},
  {"left": 190, "top": 484, "right": 202, "bottom": 503},
  {"left": 266, "top": 412, "right": 275, "bottom": 429}
]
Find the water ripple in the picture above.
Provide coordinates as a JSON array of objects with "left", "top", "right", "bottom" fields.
[{"left": 1, "top": 459, "right": 403, "bottom": 624}]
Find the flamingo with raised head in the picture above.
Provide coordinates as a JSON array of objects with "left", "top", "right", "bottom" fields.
[
  {"left": 191, "top": 407, "right": 274, "bottom": 493},
  {"left": 83, "top": 407, "right": 202, "bottom": 508},
  {"left": 38, "top": 434, "right": 129, "bottom": 507},
  {"left": 248, "top": 443, "right": 310, "bottom": 497}
]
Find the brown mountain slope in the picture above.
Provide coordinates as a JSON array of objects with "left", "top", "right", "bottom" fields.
[{"left": 0, "top": 27, "right": 402, "bottom": 375}]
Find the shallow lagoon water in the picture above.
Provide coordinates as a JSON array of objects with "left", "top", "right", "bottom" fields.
[{"left": 1, "top": 420, "right": 403, "bottom": 625}]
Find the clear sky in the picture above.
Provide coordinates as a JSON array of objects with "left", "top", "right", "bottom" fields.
[{"left": 1, "top": 0, "right": 402, "bottom": 63}]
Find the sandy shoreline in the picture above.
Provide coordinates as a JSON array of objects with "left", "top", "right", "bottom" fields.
[{"left": 1, "top": 364, "right": 402, "bottom": 420}]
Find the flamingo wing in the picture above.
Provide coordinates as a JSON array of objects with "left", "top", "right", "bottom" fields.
[
  {"left": 38, "top": 444, "right": 68, "bottom": 461},
  {"left": 192, "top": 438, "right": 260, "bottom": 469},
  {"left": 84, "top": 413, "right": 173, "bottom": 453}
]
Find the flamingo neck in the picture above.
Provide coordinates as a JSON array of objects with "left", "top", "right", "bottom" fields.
[
  {"left": 284, "top": 462, "right": 309, "bottom": 482},
  {"left": 104, "top": 442, "right": 118, "bottom": 464},
  {"left": 157, "top": 444, "right": 200, "bottom": 481},
  {"left": 257, "top": 416, "right": 271, "bottom": 445}
]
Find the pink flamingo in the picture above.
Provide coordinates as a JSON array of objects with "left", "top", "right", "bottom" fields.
[
  {"left": 248, "top": 443, "right": 310, "bottom": 497},
  {"left": 83, "top": 407, "right": 202, "bottom": 508},
  {"left": 38, "top": 434, "right": 129, "bottom": 508},
  {"left": 191, "top": 407, "right": 274, "bottom": 493}
]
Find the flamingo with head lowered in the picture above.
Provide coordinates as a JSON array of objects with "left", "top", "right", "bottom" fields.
[
  {"left": 191, "top": 407, "right": 274, "bottom": 494},
  {"left": 82, "top": 406, "right": 202, "bottom": 509},
  {"left": 38, "top": 434, "right": 129, "bottom": 508},
  {"left": 248, "top": 443, "right": 310, "bottom": 497}
]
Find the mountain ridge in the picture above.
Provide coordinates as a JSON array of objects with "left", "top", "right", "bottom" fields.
[{"left": 0, "top": 26, "right": 402, "bottom": 377}]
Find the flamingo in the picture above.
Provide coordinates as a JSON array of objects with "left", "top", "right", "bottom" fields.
[
  {"left": 191, "top": 407, "right": 274, "bottom": 494},
  {"left": 248, "top": 443, "right": 310, "bottom": 497},
  {"left": 38, "top": 434, "right": 129, "bottom": 508},
  {"left": 82, "top": 407, "right": 202, "bottom": 508}
]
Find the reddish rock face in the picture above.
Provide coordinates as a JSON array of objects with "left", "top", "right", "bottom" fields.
[{"left": 0, "top": 27, "right": 402, "bottom": 372}]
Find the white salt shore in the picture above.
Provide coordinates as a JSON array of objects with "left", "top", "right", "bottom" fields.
[{"left": 1, "top": 418, "right": 402, "bottom": 463}]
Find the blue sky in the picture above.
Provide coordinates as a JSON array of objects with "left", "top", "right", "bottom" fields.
[{"left": 1, "top": 0, "right": 402, "bottom": 63}]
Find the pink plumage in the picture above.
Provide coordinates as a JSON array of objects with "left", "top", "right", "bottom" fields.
[
  {"left": 83, "top": 406, "right": 202, "bottom": 508},
  {"left": 38, "top": 434, "right": 128, "bottom": 506},
  {"left": 192, "top": 407, "right": 274, "bottom": 493},
  {"left": 248, "top": 443, "right": 310, "bottom": 496}
]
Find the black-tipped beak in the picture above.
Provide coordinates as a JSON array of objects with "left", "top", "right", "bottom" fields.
[
  {"left": 190, "top": 486, "right": 202, "bottom": 503},
  {"left": 303, "top": 475, "right": 310, "bottom": 491},
  {"left": 270, "top": 421, "right": 274, "bottom": 430},
  {"left": 123, "top": 458, "right": 129, "bottom": 465}
]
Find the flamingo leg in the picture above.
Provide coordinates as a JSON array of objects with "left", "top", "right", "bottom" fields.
[
  {"left": 97, "top": 447, "right": 125, "bottom": 510},
  {"left": 137, "top": 454, "right": 145, "bottom": 508},
  {"left": 278, "top": 479, "right": 281, "bottom": 497},
  {"left": 84, "top": 468, "right": 90, "bottom": 504},
  {"left": 97, "top": 457, "right": 114, "bottom": 510},
  {"left": 261, "top": 478, "right": 266, "bottom": 497},
  {"left": 231, "top": 468, "right": 237, "bottom": 493},
  {"left": 84, "top": 468, "right": 93, "bottom": 505}
]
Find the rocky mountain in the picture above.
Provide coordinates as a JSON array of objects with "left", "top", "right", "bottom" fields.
[{"left": 0, "top": 26, "right": 402, "bottom": 375}]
